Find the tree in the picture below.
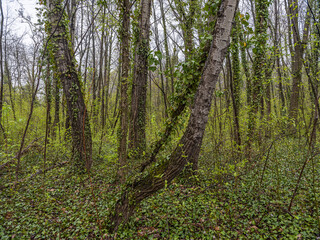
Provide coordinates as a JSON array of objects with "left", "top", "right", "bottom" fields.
[
  {"left": 46, "top": 0, "right": 93, "bottom": 172},
  {"left": 129, "top": 0, "right": 152, "bottom": 156},
  {"left": 108, "top": 0, "right": 238, "bottom": 231},
  {"left": 247, "top": 0, "right": 269, "bottom": 148},
  {"left": 230, "top": 13, "right": 241, "bottom": 147},
  {"left": 117, "top": 0, "right": 131, "bottom": 182},
  {"left": 287, "top": 0, "right": 310, "bottom": 123}
]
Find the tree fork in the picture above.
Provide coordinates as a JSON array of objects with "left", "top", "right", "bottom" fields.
[{"left": 108, "top": 0, "right": 238, "bottom": 232}]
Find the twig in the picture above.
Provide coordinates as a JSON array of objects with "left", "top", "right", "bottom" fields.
[{"left": 288, "top": 151, "right": 320, "bottom": 211}]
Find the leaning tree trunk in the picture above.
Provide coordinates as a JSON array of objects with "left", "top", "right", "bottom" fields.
[
  {"left": 108, "top": 0, "right": 238, "bottom": 232},
  {"left": 46, "top": 0, "right": 93, "bottom": 172}
]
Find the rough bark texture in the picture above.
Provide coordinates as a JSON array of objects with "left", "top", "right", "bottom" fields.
[
  {"left": 109, "top": 0, "right": 238, "bottom": 232},
  {"left": 129, "top": 0, "right": 152, "bottom": 155},
  {"left": 118, "top": 0, "right": 131, "bottom": 181},
  {"left": 247, "top": 0, "right": 269, "bottom": 147},
  {"left": 52, "top": 75, "right": 60, "bottom": 137},
  {"left": 288, "top": 0, "right": 310, "bottom": 122},
  {"left": 274, "top": 0, "right": 285, "bottom": 112},
  {"left": 230, "top": 15, "right": 241, "bottom": 146},
  {"left": 47, "top": 0, "right": 92, "bottom": 172}
]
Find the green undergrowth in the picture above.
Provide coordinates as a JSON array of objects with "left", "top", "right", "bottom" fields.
[{"left": 1, "top": 138, "right": 319, "bottom": 239}]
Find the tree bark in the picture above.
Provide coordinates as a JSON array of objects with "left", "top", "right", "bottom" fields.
[
  {"left": 108, "top": 0, "right": 238, "bottom": 232},
  {"left": 47, "top": 0, "right": 93, "bottom": 172},
  {"left": 230, "top": 15, "right": 241, "bottom": 146},
  {"left": 288, "top": 0, "right": 310, "bottom": 123},
  {"left": 129, "top": 0, "right": 152, "bottom": 155},
  {"left": 247, "top": 0, "right": 269, "bottom": 148},
  {"left": 117, "top": 0, "right": 131, "bottom": 182}
]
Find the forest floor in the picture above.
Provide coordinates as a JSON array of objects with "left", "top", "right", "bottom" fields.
[{"left": 0, "top": 138, "right": 319, "bottom": 239}]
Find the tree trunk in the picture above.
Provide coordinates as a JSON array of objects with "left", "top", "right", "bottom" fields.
[
  {"left": 47, "top": 0, "right": 93, "bottom": 172},
  {"left": 108, "top": 0, "right": 237, "bottom": 232},
  {"left": 129, "top": 0, "right": 152, "bottom": 155},
  {"left": 288, "top": 0, "right": 310, "bottom": 123},
  {"left": 117, "top": 0, "right": 131, "bottom": 182},
  {"left": 274, "top": 0, "right": 285, "bottom": 113},
  {"left": 247, "top": 0, "right": 269, "bottom": 149},
  {"left": 230, "top": 15, "right": 241, "bottom": 147},
  {"left": 52, "top": 75, "right": 60, "bottom": 138},
  {"left": 159, "top": 0, "right": 174, "bottom": 95}
]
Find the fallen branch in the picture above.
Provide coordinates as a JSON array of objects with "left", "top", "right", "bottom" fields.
[{"left": 0, "top": 137, "right": 43, "bottom": 170}]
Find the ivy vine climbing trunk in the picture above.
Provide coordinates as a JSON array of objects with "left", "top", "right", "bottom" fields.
[
  {"left": 117, "top": 0, "right": 131, "bottom": 182},
  {"left": 46, "top": 0, "right": 93, "bottom": 172},
  {"left": 129, "top": 0, "right": 152, "bottom": 156},
  {"left": 230, "top": 13, "right": 241, "bottom": 147},
  {"left": 247, "top": 0, "right": 269, "bottom": 150},
  {"left": 108, "top": 0, "right": 238, "bottom": 232},
  {"left": 287, "top": 0, "right": 310, "bottom": 124}
]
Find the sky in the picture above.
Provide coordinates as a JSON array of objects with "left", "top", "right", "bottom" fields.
[{"left": 3, "top": 0, "right": 38, "bottom": 44}]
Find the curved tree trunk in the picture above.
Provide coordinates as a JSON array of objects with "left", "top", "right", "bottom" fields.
[{"left": 108, "top": 0, "right": 238, "bottom": 232}]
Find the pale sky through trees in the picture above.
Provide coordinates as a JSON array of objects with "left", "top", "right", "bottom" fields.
[{"left": 4, "top": 0, "right": 37, "bottom": 44}]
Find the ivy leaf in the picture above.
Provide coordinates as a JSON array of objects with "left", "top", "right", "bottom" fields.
[
  {"left": 155, "top": 51, "right": 162, "bottom": 60},
  {"left": 149, "top": 66, "right": 157, "bottom": 72}
]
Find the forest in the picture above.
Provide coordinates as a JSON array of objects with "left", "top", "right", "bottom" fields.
[{"left": 0, "top": 0, "right": 319, "bottom": 238}]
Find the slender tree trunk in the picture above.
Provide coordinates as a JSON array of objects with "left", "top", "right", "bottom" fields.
[
  {"left": 247, "top": 0, "right": 269, "bottom": 150},
  {"left": 288, "top": 0, "right": 310, "bottom": 123},
  {"left": 118, "top": 0, "right": 131, "bottom": 182},
  {"left": 52, "top": 75, "right": 60, "bottom": 138},
  {"left": 230, "top": 15, "right": 241, "bottom": 146},
  {"left": 104, "top": 32, "right": 113, "bottom": 126},
  {"left": 152, "top": 0, "right": 168, "bottom": 117},
  {"left": 91, "top": 0, "right": 97, "bottom": 125},
  {"left": 239, "top": 26, "right": 250, "bottom": 106},
  {"left": 98, "top": 6, "right": 106, "bottom": 128},
  {"left": 159, "top": 0, "right": 174, "bottom": 95},
  {"left": 129, "top": 0, "right": 152, "bottom": 155},
  {"left": 4, "top": 60, "right": 16, "bottom": 121},
  {"left": 274, "top": 0, "right": 285, "bottom": 112}
]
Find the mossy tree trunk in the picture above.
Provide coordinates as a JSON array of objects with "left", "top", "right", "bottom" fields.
[
  {"left": 46, "top": 0, "right": 93, "bottom": 172},
  {"left": 108, "top": 0, "right": 238, "bottom": 232},
  {"left": 247, "top": 0, "right": 269, "bottom": 149},
  {"left": 230, "top": 13, "right": 241, "bottom": 147},
  {"left": 287, "top": 0, "right": 310, "bottom": 124},
  {"left": 117, "top": 0, "right": 131, "bottom": 182},
  {"left": 129, "top": 0, "right": 152, "bottom": 157}
]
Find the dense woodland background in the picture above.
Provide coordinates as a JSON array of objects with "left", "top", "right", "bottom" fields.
[{"left": 0, "top": 0, "right": 320, "bottom": 238}]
